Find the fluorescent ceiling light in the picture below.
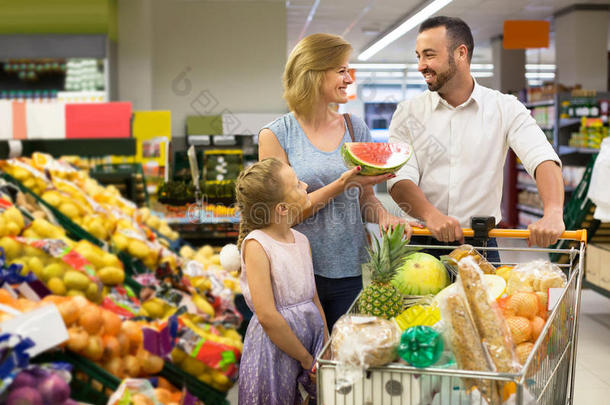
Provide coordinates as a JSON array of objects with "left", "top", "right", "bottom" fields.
[
  {"left": 525, "top": 72, "right": 555, "bottom": 79},
  {"left": 357, "top": 71, "right": 405, "bottom": 78},
  {"left": 525, "top": 64, "right": 556, "bottom": 71},
  {"left": 358, "top": 0, "right": 454, "bottom": 61},
  {"left": 472, "top": 71, "right": 493, "bottom": 78},
  {"left": 349, "top": 63, "right": 407, "bottom": 70},
  {"left": 471, "top": 64, "right": 494, "bottom": 70}
]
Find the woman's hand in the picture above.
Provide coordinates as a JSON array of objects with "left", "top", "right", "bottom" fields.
[{"left": 339, "top": 166, "right": 396, "bottom": 191}]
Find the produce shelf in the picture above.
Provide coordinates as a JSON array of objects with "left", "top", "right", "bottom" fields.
[
  {"left": 524, "top": 99, "right": 555, "bottom": 108},
  {"left": 558, "top": 145, "right": 600, "bottom": 155},
  {"left": 0, "top": 138, "right": 136, "bottom": 159},
  {"left": 160, "top": 362, "right": 229, "bottom": 405}
]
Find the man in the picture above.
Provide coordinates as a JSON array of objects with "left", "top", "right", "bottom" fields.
[{"left": 388, "top": 16, "right": 565, "bottom": 258}]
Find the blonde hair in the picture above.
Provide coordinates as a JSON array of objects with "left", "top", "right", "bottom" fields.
[
  {"left": 283, "top": 33, "right": 352, "bottom": 120},
  {"left": 235, "top": 157, "right": 286, "bottom": 250}
]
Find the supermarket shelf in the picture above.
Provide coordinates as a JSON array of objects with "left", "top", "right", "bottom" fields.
[
  {"left": 583, "top": 279, "right": 610, "bottom": 299},
  {"left": 558, "top": 145, "right": 600, "bottom": 155},
  {"left": 0, "top": 138, "right": 136, "bottom": 159},
  {"left": 559, "top": 118, "right": 581, "bottom": 128},
  {"left": 517, "top": 183, "right": 538, "bottom": 193},
  {"left": 524, "top": 99, "right": 555, "bottom": 108},
  {"left": 538, "top": 125, "right": 554, "bottom": 131},
  {"left": 517, "top": 204, "right": 544, "bottom": 217}
]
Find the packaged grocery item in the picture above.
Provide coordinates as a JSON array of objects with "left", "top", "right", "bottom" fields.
[
  {"left": 330, "top": 314, "right": 400, "bottom": 389},
  {"left": 505, "top": 260, "right": 566, "bottom": 296},
  {"left": 447, "top": 244, "right": 496, "bottom": 274},
  {"left": 439, "top": 293, "right": 500, "bottom": 403}
]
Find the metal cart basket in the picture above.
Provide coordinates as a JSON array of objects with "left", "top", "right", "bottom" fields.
[{"left": 316, "top": 229, "right": 587, "bottom": 405}]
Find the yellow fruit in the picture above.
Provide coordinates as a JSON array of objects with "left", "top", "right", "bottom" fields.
[
  {"left": 198, "top": 373, "right": 213, "bottom": 384},
  {"left": 181, "top": 356, "right": 205, "bottom": 376},
  {"left": 42, "top": 191, "right": 62, "bottom": 207},
  {"left": 199, "top": 245, "right": 214, "bottom": 259},
  {"left": 12, "top": 166, "right": 31, "bottom": 182},
  {"left": 4, "top": 206, "right": 24, "bottom": 229},
  {"left": 101, "top": 253, "right": 121, "bottom": 268},
  {"left": 128, "top": 240, "right": 150, "bottom": 259},
  {"left": 97, "top": 266, "right": 125, "bottom": 286},
  {"left": 212, "top": 372, "right": 230, "bottom": 387},
  {"left": 42, "top": 262, "right": 65, "bottom": 281},
  {"left": 85, "top": 283, "right": 100, "bottom": 302},
  {"left": 141, "top": 299, "right": 166, "bottom": 319},
  {"left": 171, "top": 348, "right": 187, "bottom": 364},
  {"left": 74, "top": 242, "right": 104, "bottom": 270},
  {"left": 211, "top": 254, "right": 221, "bottom": 265},
  {"left": 67, "top": 290, "right": 85, "bottom": 297},
  {"left": 180, "top": 245, "right": 196, "bottom": 260},
  {"left": 146, "top": 215, "right": 161, "bottom": 229},
  {"left": 5, "top": 221, "right": 20, "bottom": 236},
  {"left": 0, "top": 236, "right": 22, "bottom": 260},
  {"left": 48, "top": 277, "right": 67, "bottom": 295},
  {"left": 23, "top": 178, "right": 36, "bottom": 190},
  {"left": 192, "top": 294, "right": 215, "bottom": 317},
  {"left": 28, "top": 256, "right": 44, "bottom": 279},
  {"left": 58, "top": 202, "right": 79, "bottom": 220},
  {"left": 64, "top": 270, "right": 90, "bottom": 291},
  {"left": 0, "top": 217, "right": 7, "bottom": 238},
  {"left": 505, "top": 292, "right": 540, "bottom": 319},
  {"left": 32, "top": 218, "right": 65, "bottom": 239},
  {"left": 112, "top": 233, "right": 129, "bottom": 251}
]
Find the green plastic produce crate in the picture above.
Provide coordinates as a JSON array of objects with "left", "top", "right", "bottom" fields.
[
  {"left": 32, "top": 350, "right": 120, "bottom": 405},
  {"left": 160, "top": 362, "right": 229, "bottom": 405}
]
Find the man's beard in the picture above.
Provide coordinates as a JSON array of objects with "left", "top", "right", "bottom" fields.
[{"left": 423, "top": 53, "right": 457, "bottom": 92}]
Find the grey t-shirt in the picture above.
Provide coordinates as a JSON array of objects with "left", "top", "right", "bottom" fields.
[{"left": 264, "top": 112, "right": 370, "bottom": 279}]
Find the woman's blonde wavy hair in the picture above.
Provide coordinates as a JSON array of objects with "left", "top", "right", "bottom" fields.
[
  {"left": 235, "top": 157, "right": 286, "bottom": 250},
  {"left": 283, "top": 33, "right": 352, "bottom": 120}
]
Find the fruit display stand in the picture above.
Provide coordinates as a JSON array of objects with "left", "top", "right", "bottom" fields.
[
  {"left": 0, "top": 154, "right": 243, "bottom": 403},
  {"left": 317, "top": 228, "right": 587, "bottom": 405}
]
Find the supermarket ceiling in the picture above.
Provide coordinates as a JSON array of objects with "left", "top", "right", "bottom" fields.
[{"left": 285, "top": 0, "right": 610, "bottom": 63}]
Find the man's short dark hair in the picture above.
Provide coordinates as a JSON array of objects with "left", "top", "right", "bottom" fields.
[{"left": 419, "top": 16, "right": 474, "bottom": 63}]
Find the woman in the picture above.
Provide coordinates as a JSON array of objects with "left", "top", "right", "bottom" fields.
[{"left": 258, "top": 33, "right": 412, "bottom": 331}]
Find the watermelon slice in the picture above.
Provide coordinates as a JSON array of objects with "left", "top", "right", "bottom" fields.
[{"left": 341, "top": 142, "right": 412, "bottom": 176}]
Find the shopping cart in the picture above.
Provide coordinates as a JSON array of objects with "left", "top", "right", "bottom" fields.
[{"left": 316, "top": 228, "right": 587, "bottom": 405}]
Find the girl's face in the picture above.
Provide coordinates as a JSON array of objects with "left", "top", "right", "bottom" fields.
[
  {"left": 279, "top": 165, "right": 310, "bottom": 214},
  {"left": 321, "top": 54, "right": 353, "bottom": 104}
]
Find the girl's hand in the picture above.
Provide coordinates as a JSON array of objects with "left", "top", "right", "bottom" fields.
[
  {"left": 339, "top": 167, "right": 396, "bottom": 191},
  {"left": 300, "top": 354, "right": 314, "bottom": 371}
]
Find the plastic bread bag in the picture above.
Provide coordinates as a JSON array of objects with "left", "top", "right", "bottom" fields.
[
  {"left": 445, "top": 244, "right": 496, "bottom": 274},
  {"left": 457, "top": 256, "right": 524, "bottom": 401},
  {"left": 438, "top": 291, "right": 500, "bottom": 404},
  {"left": 330, "top": 314, "right": 400, "bottom": 390},
  {"left": 505, "top": 260, "right": 566, "bottom": 298}
]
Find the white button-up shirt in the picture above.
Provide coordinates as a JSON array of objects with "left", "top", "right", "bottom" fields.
[{"left": 387, "top": 79, "right": 560, "bottom": 227}]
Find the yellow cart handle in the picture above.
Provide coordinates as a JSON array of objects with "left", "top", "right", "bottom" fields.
[{"left": 412, "top": 227, "right": 587, "bottom": 242}]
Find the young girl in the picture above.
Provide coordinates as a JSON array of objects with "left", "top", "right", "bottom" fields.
[{"left": 236, "top": 157, "right": 328, "bottom": 405}]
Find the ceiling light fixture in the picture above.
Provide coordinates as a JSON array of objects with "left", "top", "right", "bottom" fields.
[{"left": 358, "top": 0, "right": 454, "bottom": 61}]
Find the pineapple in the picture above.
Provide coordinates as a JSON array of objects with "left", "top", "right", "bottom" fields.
[{"left": 358, "top": 224, "right": 415, "bottom": 319}]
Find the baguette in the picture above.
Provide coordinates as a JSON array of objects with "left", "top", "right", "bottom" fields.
[
  {"left": 458, "top": 257, "right": 517, "bottom": 374},
  {"left": 449, "top": 244, "right": 496, "bottom": 274},
  {"left": 446, "top": 294, "right": 500, "bottom": 403}
]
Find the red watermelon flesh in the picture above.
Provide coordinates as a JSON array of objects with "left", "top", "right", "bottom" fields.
[{"left": 341, "top": 142, "right": 412, "bottom": 175}]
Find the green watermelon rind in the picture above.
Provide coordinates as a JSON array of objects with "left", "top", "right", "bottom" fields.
[{"left": 341, "top": 142, "right": 413, "bottom": 176}]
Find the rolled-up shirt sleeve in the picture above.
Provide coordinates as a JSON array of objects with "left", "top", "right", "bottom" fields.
[
  {"left": 388, "top": 102, "right": 420, "bottom": 191},
  {"left": 505, "top": 98, "right": 561, "bottom": 179}
]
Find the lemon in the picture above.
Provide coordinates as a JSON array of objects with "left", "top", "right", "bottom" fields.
[
  {"left": 198, "top": 373, "right": 213, "bottom": 384},
  {"left": 48, "top": 277, "right": 67, "bottom": 295},
  {"left": 128, "top": 240, "right": 150, "bottom": 259},
  {"left": 171, "top": 348, "right": 187, "bottom": 364},
  {"left": 4, "top": 206, "right": 24, "bottom": 229},
  {"left": 181, "top": 356, "right": 205, "bottom": 376},
  {"left": 112, "top": 233, "right": 129, "bottom": 251},
  {"left": 42, "top": 191, "right": 62, "bottom": 207},
  {"left": 64, "top": 270, "right": 90, "bottom": 290},
  {"left": 43, "top": 262, "right": 66, "bottom": 281},
  {"left": 58, "top": 202, "right": 79, "bottom": 220},
  {"left": 97, "top": 266, "right": 125, "bottom": 286},
  {"left": 6, "top": 221, "right": 20, "bottom": 236},
  {"left": 0, "top": 236, "right": 22, "bottom": 260},
  {"left": 27, "top": 256, "right": 44, "bottom": 274},
  {"left": 141, "top": 299, "right": 166, "bottom": 318},
  {"left": 85, "top": 283, "right": 100, "bottom": 302},
  {"left": 199, "top": 245, "right": 214, "bottom": 259},
  {"left": 67, "top": 290, "right": 85, "bottom": 297}
]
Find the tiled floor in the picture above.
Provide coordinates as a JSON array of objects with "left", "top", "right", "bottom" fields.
[{"left": 228, "top": 225, "right": 610, "bottom": 404}]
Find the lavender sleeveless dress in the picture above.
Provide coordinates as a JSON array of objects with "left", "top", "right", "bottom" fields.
[{"left": 238, "top": 229, "right": 325, "bottom": 405}]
